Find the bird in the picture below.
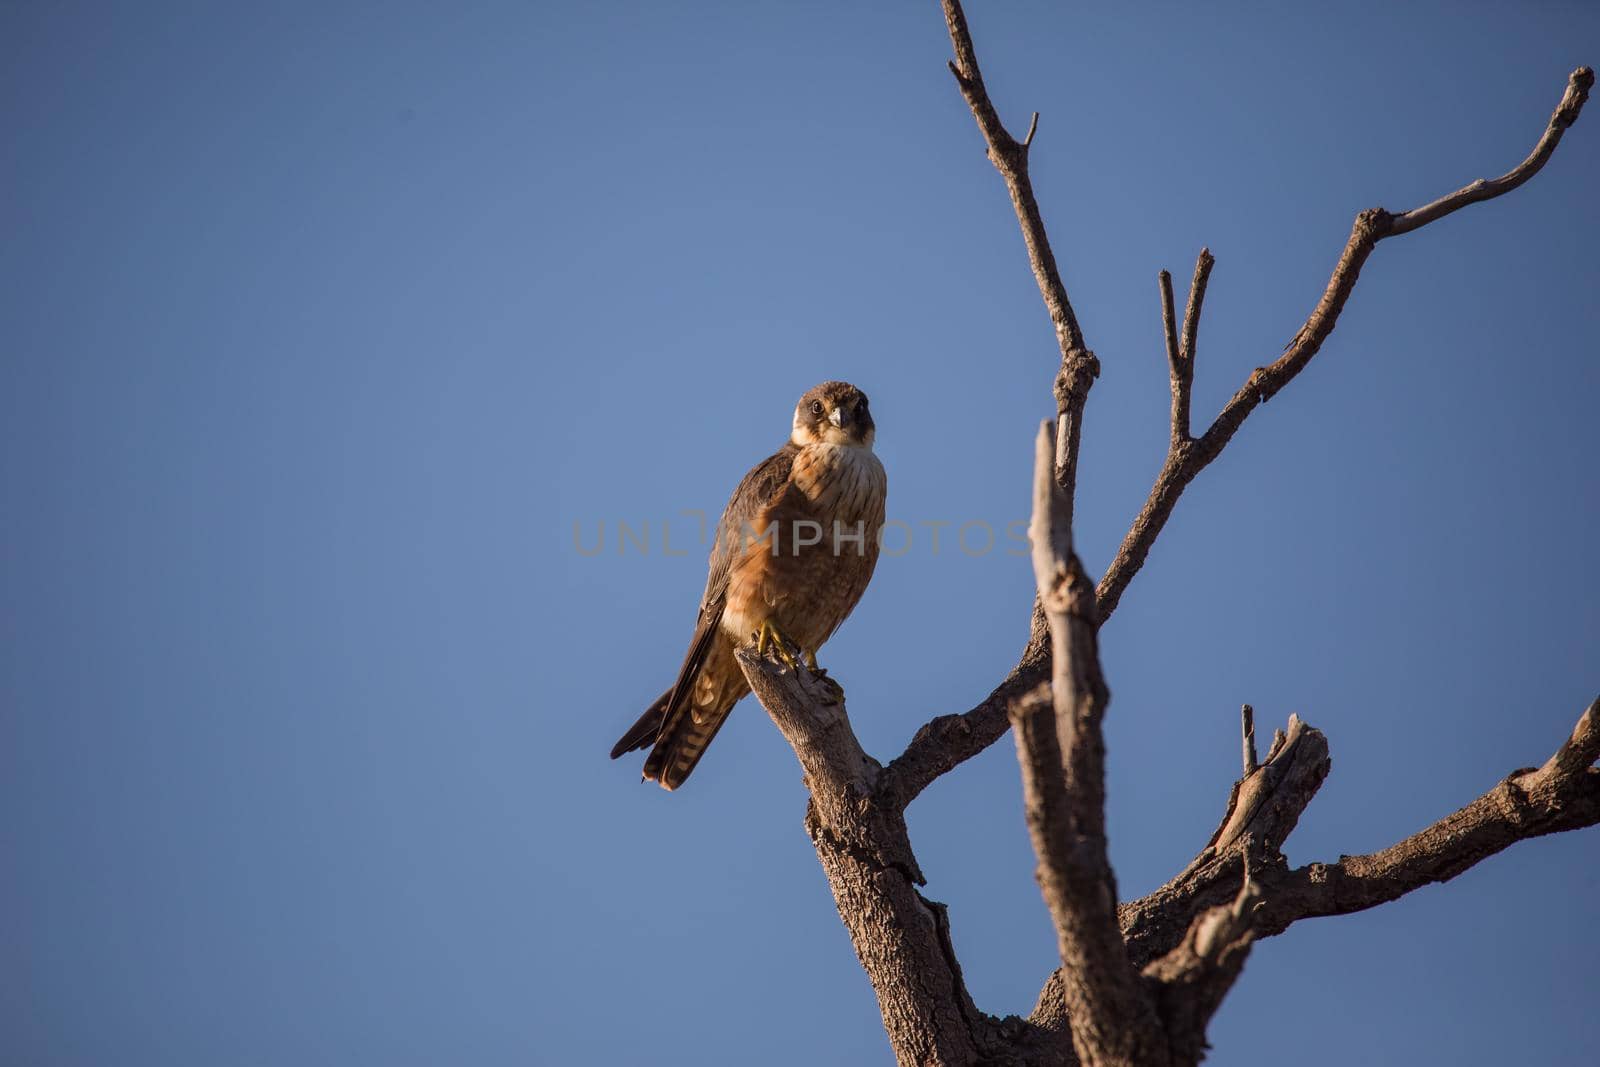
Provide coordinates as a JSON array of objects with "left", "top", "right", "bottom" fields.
[{"left": 610, "top": 381, "right": 887, "bottom": 790}]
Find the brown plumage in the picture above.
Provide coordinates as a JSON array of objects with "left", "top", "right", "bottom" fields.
[{"left": 610, "top": 381, "right": 887, "bottom": 789}]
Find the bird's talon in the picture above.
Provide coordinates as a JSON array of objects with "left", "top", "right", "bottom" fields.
[{"left": 755, "top": 620, "right": 800, "bottom": 669}]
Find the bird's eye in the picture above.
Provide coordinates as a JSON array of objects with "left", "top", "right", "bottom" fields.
[{"left": 811, "top": 401, "right": 824, "bottom": 416}]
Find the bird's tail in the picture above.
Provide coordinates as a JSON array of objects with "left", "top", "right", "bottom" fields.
[
  {"left": 610, "top": 689, "right": 672, "bottom": 760},
  {"left": 640, "top": 701, "right": 735, "bottom": 790},
  {"left": 612, "top": 604, "right": 733, "bottom": 789},
  {"left": 609, "top": 687, "right": 735, "bottom": 790}
]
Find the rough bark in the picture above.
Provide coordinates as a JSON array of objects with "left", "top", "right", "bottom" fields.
[
  {"left": 735, "top": 651, "right": 979, "bottom": 1066},
  {"left": 738, "top": 646, "right": 1073, "bottom": 1067}
]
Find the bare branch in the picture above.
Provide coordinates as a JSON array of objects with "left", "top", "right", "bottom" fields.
[
  {"left": 941, "top": 0, "right": 1099, "bottom": 507},
  {"left": 1173, "top": 248, "right": 1213, "bottom": 443},
  {"left": 886, "top": 0, "right": 1101, "bottom": 808},
  {"left": 1178, "top": 249, "right": 1213, "bottom": 367},
  {"left": 885, "top": 642, "right": 1048, "bottom": 808},
  {"left": 1392, "top": 67, "right": 1593, "bottom": 234},
  {"left": 1157, "top": 270, "right": 1181, "bottom": 443},
  {"left": 895, "top": 66, "right": 1590, "bottom": 798},
  {"left": 1254, "top": 697, "right": 1600, "bottom": 935},
  {"left": 1158, "top": 249, "right": 1211, "bottom": 449},
  {"left": 1140, "top": 874, "right": 1261, "bottom": 1065},
  {"left": 1120, "top": 697, "right": 1595, "bottom": 977},
  {"left": 735, "top": 648, "right": 992, "bottom": 1066},
  {"left": 1240, "top": 704, "right": 1257, "bottom": 776},
  {"left": 1028, "top": 697, "right": 1599, "bottom": 1053},
  {"left": 940, "top": 0, "right": 1084, "bottom": 356},
  {"left": 1017, "top": 422, "right": 1166, "bottom": 1067},
  {"left": 740, "top": 643, "right": 1085, "bottom": 1065},
  {"left": 1117, "top": 713, "right": 1331, "bottom": 968},
  {"left": 1052, "top": 349, "right": 1101, "bottom": 524},
  {"left": 1539, "top": 698, "right": 1600, "bottom": 780},
  {"left": 1095, "top": 66, "right": 1593, "bottom": 624}
]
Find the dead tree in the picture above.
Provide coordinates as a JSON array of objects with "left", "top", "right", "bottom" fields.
[{"left": 734, "top": 3, "right": 1596, "bottom": 1064}]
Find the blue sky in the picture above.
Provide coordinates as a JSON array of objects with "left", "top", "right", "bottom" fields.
[{"left": 3, "top": 2, "right": 1596, "bottom": 1064}]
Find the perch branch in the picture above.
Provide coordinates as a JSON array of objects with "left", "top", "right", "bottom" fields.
[
  {"left": 739, "top": 648, "right": 1081, "bottom": 1066},
  {"left": 735, "top": 647, "right": 993, "bottom": 1066}
]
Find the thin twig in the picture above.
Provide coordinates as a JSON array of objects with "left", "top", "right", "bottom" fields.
[
  {"left": 1179, "top": 249, "right": 1214, "bottom": 365},
  {"left": 1158, "top": 270, "right": 1181, "bottom": 443},
  {"left": 1392, "top": 69, "right": 1593, "bottom": 234},
  {"left": 1173, "top": 248, "right": 1214, "bottom": 442}
]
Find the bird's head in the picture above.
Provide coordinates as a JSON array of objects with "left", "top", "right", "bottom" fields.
[{"left": 791, "top": 380, "right": 875, "bottom": 449}]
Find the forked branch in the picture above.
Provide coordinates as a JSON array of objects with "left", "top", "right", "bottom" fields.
[
  {"left": 1160, "top": 249, "right": 1213, "bottom": 447},
  {"left": 892, "top": 55, "right": 1593, "bottom": 797},
  {"left": 1116, "top": 698, "right": 1596, "bottom": 973},
  {"left": 1096, "top": 65, "right": 1594, "bottom": 622}
]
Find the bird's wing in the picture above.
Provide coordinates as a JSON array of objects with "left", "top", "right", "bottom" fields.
[
  {"left": 655, "top": 442, "right": 800, "bottom": 744},
  {"left": 700, "top": 441, "right": 801, "bottom": 612}
]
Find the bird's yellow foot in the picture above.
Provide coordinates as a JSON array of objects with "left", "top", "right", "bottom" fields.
[
  {"left": 804, "top": 649, "right": 820, "bottom": 672},
  {"left": 754, "top": 620, "right": 801, "bottom": 669}
]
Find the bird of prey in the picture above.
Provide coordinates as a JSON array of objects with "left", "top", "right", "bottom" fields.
[{"left": 610, "top": 381, "right": 887, "bottom": 790}]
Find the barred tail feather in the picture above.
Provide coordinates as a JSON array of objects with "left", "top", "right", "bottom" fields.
[
  {"left": 641, "top": 704, "right": 736, "bottom": 790},
  {"left": 613, "top": 604, "right": 730, "bottom": 788}
]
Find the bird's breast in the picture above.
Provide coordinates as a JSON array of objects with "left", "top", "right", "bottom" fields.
[{"left": 791, "top": 443, "right": 887, "bottom": 527}]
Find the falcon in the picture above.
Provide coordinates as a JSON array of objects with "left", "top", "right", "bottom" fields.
[{"left": 610, "top": 381, "right": 887, "bottom": 789}]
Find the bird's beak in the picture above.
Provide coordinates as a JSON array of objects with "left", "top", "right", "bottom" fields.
[{"left": 829, "top": 406, "right": 847, "bottom": 429}]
